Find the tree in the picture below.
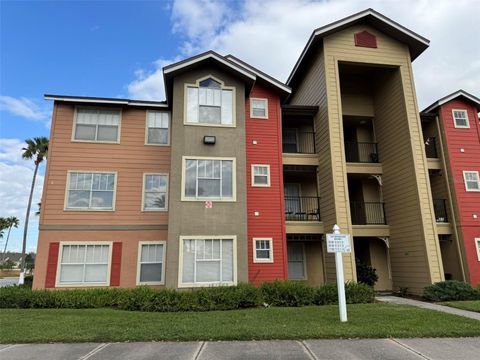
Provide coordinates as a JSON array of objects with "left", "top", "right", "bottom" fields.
[
  {"left": 19, "top": 137, "right": 48, "bottom": 284},
  {"left": 2, "top": 216, "right": 20, "bottom": 263},
  {"left": 25, "top": 252, "right": 35, "bottom": 273}
]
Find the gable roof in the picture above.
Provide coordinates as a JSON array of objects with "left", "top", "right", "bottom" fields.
[
  {"left": 287, "top": 8, "right": 430, "bottom": 87},
  {"left": 423, "top": 90, "right": 480, "bottom": 113}
]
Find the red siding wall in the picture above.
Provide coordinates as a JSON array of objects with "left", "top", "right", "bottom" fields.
[
  {"left": 440, "top": 99, "right": 480, "bottom": 286},
  {"left": 110, "top": 242, "right": 123, "bottom": 286},
  {"left": 45, "top": 242, "right": 60, "bottom": 288},
  {"left": 245, "top": 84, "right": 287, "bottom": 284}
]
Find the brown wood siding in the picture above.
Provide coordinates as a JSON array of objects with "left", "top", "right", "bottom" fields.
[{"left": 41, "top": 102, "right": 171, "bottom": 225}]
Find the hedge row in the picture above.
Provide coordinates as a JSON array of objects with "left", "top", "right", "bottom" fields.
[
  {"left": 0, "top": 281, "right": 375, "bottom": 312},
  {"left": 423, "top": 280, "right": 480, "bottom": 302}
]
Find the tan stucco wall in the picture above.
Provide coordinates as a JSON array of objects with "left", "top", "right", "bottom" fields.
[
  {"left": 165, "top": 66, "right": 248, "bottom": 288},
  {"left": 304, "top": 241, "right": 325, "bottom": 286}
]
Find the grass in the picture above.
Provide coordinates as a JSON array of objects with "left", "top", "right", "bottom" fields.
[
  {"left": 1, "top": 303, "right": 479, "bottom": 343},
  {"left": 441, "top": 300, "right": 480, "bottom": 313}
]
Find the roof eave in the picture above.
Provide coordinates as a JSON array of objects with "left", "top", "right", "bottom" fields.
[{"left": 44, "top": 94, "right": 169, "bottom": 108}]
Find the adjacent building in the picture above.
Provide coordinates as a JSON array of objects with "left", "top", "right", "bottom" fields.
[{"left": 33, "top": 9, "right": 479, "bottom": 294}]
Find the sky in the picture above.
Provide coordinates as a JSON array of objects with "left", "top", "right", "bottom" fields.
[{"left": 0, "top": 0, "right": 479, "bottom": 253}]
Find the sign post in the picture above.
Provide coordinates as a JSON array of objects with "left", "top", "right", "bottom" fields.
[{"left": 326, "top": 224, "right": 351, "bottom": 322}]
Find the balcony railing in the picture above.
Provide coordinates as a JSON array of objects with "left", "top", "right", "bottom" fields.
[
  {"left": 425, "top": 137, "right": 438, "bottom": 158},
  {"left": 350, "top": 201, "right": 387, "bottom": 225},
  {"left": 285, "top": 196, "right": 321, "bottom": 221},
  {"left": 344, "top": 141, "right": 379, "bottom": 163},
  {"left": 282, "top": 129, "right": 315, "bottom": 154},
  {"left": 433, "top": 199, "right": 448, "bottom": 223}
]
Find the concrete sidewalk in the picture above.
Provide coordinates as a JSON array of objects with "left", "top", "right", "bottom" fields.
[
  {"left": 1, "top": 338, "right": 479, "bottom": 360},
  {"left": 376, "top": 295, "right": 480, "bottom": 321}
]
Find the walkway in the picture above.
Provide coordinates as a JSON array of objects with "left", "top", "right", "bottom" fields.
[{"left": 376, "top": 295, "right": 480, "bottom": 321}]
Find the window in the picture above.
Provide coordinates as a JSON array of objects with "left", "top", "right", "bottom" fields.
[
  {"left": 185, "top": 77, "right": 234, "bottom": 126},
  {"left": 146, "top": 111, "right": 169, "bottom": 145},
  {"left": 137, "top": 242, "right": 165, "bottom": 284},
  {"left": 179, "top": 237, "right": 236, "bottom": 287},
  {"left": 253, "top": 238, "right": 273, "bottom": 263},
  {"left": 250, "top": 98, "right": 268, "bottom": 119},
  {"left": 452, "top": 109, "right": 469, "bottom": 128},
  {"left": 463, "top": 171, "right": 480, "bottom": 192},
  {"left": 476, "top": 238, "right": 480, "bottom": 262},
  {"left": 183, "top": 157, "right": 235, "bottom": 201},
  {"left": 58, "top": 243, "right": 110, "bottom": 286},
  {"left": 287, "top": 243, "right": 306, "bottom": 280},
  {"left": 143, "top": 174, "right": 168, "bottom": 210},
  {"left": 251, "top": 164, "right": 270, "bottom": 187},
  {"left": 66, "top": 172, "right": 116, "bottom": 210},
  {"left": 74, "top": 108, "right": 121, "bottom": 142}
]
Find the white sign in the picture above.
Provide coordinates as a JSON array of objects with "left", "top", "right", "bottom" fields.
[{"left": 326, "top": 233, "right": 351, "bottom": 253}]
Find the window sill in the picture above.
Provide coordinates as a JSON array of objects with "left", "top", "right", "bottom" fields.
[
  {"left": 136, "top": 281, "right": 165, "bottom": 286},
  {"left": 253, "top": 259, "right": 274, "bottom": 263},
  {"left": 71, "top": 139, "right": 120, "bottom": 145},
  {"left": 178, "top": 281, "right": 236, "bottom": 288},
  {"left": 142, "top": 208, "right": 168, "bottom": 212},
  {"left": 181, "top": 198, "right": 236, "bottom": 203},
  {"left": 55, "top": 282, "right": 110, "bottom": 288},
  {"left": 144, "top": 143, "right": 170, "bottom": 147},
  {"left": 183, "top": 122, "right": 236, "bottom": 128},
  {"left": 64, "top": 208, "right": 115, "bottom": 212}
]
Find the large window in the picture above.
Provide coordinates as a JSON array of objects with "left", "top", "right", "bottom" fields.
[
  {"left": 180, "top": 237, "right": 236, "bottom": 287},
  {"left": 253, "top": 238, "right": 273, "bottom": 263},
  {"left": 74, "top": 108, "right": 121, "bottom": 142},
  {"left": 66, "top": 172, "right": 116, "bottom": 210},
  {"left": 463, "top": 171, "right": 480, "bottom": 192},
  {"left": 287, "top": 243, "right": 306, "bottom": 280},
  {"left": 183, "top": 157, "right": 235, "bottom": 201},
  {"left": 185, "top": 77, "right": 234, "bottom": 126},
  {"left": 143, "top": 174, "right": 168, "bottom": 210},
  {"left": 58, "top": 243, "right": 111, "bottom": 286},
  {"left": 146, "top": 111, "right": 169, "bottom": 145},
  {"left": 452, "top": 109, "right": 469, "bottom": 128},
  {"left": 250, "top": 98, "right": 268, "bottom": 119},
  {"left": 137, "top": 242, "right": 165, "bottom": 285},
  {"left": 251, "top": 164, "right": 270, "bottom": 187}
]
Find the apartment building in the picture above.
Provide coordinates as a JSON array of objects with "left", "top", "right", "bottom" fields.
[{"left": 33, "top": 9, "right": 476, "bottom": 293}]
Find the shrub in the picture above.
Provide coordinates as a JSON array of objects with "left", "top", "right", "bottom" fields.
[
  {"left": 260, "top": 280, "right": 314, "bottom": 307},
  {"left": 314, "top": 283, "right": 338, "bottom": 305},
  {"left": 423, "top": 281, "right": 480, "bottom": 302},
  {"left": 345, "top": 282, "right": 375, "bottom": 303},
  {"left": 355, "top": 259, "right": 378, "bottom": 287}
]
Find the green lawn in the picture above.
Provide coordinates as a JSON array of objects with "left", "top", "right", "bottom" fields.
[
  {"left": 441, "top": 301, "right": 480, "bottom": 313},
  {"left": 1, "top": 303, "right": 479, "bottom": 343}
]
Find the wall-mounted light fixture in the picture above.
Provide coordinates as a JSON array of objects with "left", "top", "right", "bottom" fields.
[{"left": 203, "top": 136, "right": 216, "bottom": 145}]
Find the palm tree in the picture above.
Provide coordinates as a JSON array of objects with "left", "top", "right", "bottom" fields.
[
  {"left": 2, "top": 216, "right": 19, "bottom": 262},
  {"left": 19, "top": 137, "right": 48, "bottom": 284}
]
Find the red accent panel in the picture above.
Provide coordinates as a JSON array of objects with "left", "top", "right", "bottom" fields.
[
  {"left": 45, "top": 242, "right": 60, "bottom": 288},
  {"left": 439, "top": 100, "right": 480, "bottom": 286},
  {"left": 110, "top": 242, "right": 122, "bottom": 286},
  {"left": 354, "top": 31, "right": 377, "bottom": 48},
  {"left": 245, "top": 84, "right": 288, "bottom": 285}
]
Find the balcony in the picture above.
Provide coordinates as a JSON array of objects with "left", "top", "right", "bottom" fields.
[
  {"left": 282, "top": 129, "right": 315, "bottom": 154},
  {"left": 433, "top": 199, "right": 448, "bottom": 223},
  {"left": 350, "top": 201, "right": 387, "bottom": 225},
  {"left": 285, "top": 196, "right": 321, "bottom": 221},
  {"left": 345, "top": 141, "right": 379, "bottom": 163},
  {"left": 425, "top": 137, "right": 438, "bottom": 158}
]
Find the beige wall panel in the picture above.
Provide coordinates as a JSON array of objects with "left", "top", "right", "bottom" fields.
[{"left": 305, "top": 242, "right": 325, "bottom": 286}]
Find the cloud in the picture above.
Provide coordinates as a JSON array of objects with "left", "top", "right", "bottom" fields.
[
  {"left": 0, "top": 96, "right": 50, "bottom": 124},
  {"left": 127, "top": 0, "right": 480, "bottom": 109},
  {"left": 0, "top": 138, "right": 44, "bottom": 253}
]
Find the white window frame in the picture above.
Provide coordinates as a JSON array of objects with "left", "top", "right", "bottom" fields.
[
  {"left": 181, "top": 156, "right": 236, "bottom": 202},
  {"left": 250, "top": 98, "right": 269, "bottom": 119},
  {"left": 136, "top": 241, "right": 166, "bottom": 285},
  {"left": 253, "top": 238, "right": 274, "bottom": 263},
  {"left": 178, "top": 235, "right": 237, "bottom": 288},
  {"left": 251, "top": 164, "right": 271, "bottom": 187},
  {"left": 476, "top": 238, "right": 480, "bottom": 262},
  {"left": 142, "top": 173, "right": 169, "bottom": 211},
  {"left": 184, "top": 75, "right": 236, "bottom": 128},
  {"left": 145, "top": 110, "right": 170, "bottom": 146},
  {"left": 452, "top": 109, "right": 470, "bottom": 128},
  {"left": 55, "top": 241, "right": 113, "bottom": 288},
  {"left": 64, "top": 170, "right": 118, "bottom": 211},
  {"left": 463, "top": 171, "right": 480, "bottom": 192},
  {"left": 287, "top": 242, "right": 307, "bottom": 280},
  {"left": 72, "top": 106, "right": 122, "bottom": 144}
]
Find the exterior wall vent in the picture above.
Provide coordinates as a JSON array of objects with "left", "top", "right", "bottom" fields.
[{"left": 354, "top": 31, "right": 377, "bottom": 48}]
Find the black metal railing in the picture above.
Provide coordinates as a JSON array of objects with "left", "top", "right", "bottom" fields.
[
  {"left": 284, "top": 196, "right": 321, "bottom": 221},
  {"left": 433, "top": 199, "right": 448, "bottom": 223},
  {"left": 424, "top": 137, "right": 438, "bottom": 158},
  {"left": 350, "top": 201, "right": 387, "bottom": 225},
  {"left": 282, "top": 129, "right": 315, "bottom": 154},
  {"left": 344, "top": 141, "right": 379, "bottom": 163}
]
